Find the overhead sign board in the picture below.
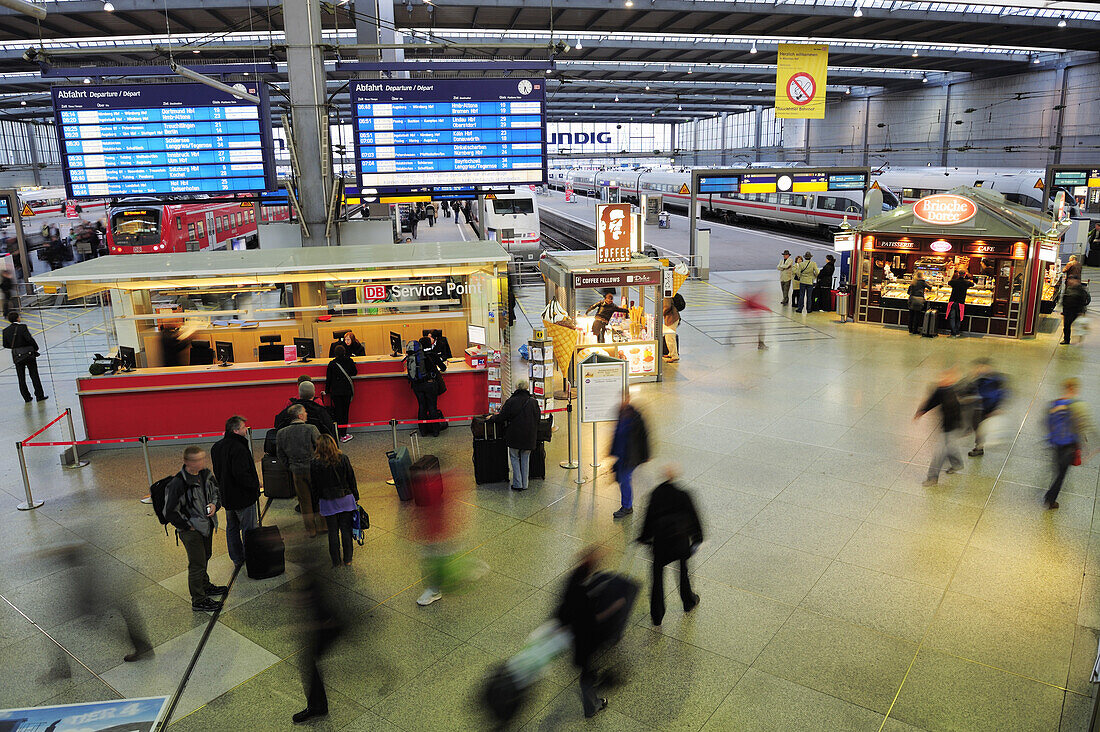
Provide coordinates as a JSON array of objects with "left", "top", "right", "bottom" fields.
[
  {"left": 596, "top": 202, "right": 633, "bottom": 264},
  {"left": 575, "top": 270, "right": 660, "bottom": 288},
  {"left": 1052, "top": 169, "right": 1100, "bottom": 188},
  {"left": 0, "top": 197, "right": 9, "bottom": 218},
  {"left": 913, "top": 194, "right": 978, "bottom": 226},
  {"left": 349, "top": 78, "right": 547, "bottom": 193},
  {"left": 696, "top": 169, "right": 867, "bottom": 197},
  {"left": 51, "top": 83, "right": 276, "bottom": 198},
  {"left": 775, "top": 44, "right": 829, "bottom": 120}
]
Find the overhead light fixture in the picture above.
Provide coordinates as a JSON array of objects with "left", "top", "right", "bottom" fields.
[
  {"left": 614, "top": 95, "right": 619, "bottom": 101},
  {"left": 575, "top": 38, "right": 583, "bottom": 50},
  {"left": 911, "top": 49, "right": 918, "bottom": 57},
  {"left": 687, "top": 66, "right": 693, "bottom": 74},
  {"left": 20, "top": 99, "right": 27, "bottom": 106},
  {"left": 922, "top": 74, "right": 928, "bottom": 83},
  {"left": 644, "top": 84, "right": 650, "bottom": 90},
  {"left": 592, "top": 103, "right": 596, "bottom": 108},
  {"left": 625, "top": 0, "right": 633, "bottom": 6},
  {"left": 192, "top": 48, "right": 200, "bottom": 54},
  {"left": 172, "top": 62, "right": 260, "bottom": 103},
  {"left": 845, "top": 87, "right": 851, "bottom": 94},
  {"left": 83, "top": 77, "right": 91, "bottom": 84},
  {"left": 757, "top": 86, "right": 763, "bottom": 92},
  {"left": 853, "top": 2, "right": 863, "bottom": 17},
  {"left": 750, "top": 40, "right": 757, "bottom": 54},
  {"left": 103, "top": 1, "right": 114, "bottom": 10},
  {"left": 1057, "top": 15, "right": 1066, "bottom": 27},
  {"left": 678, "top": 104, "right": 682, "bottom": 110},
  {"left": 1032, "top": 54, "right": 1041, "bottom": 64}
]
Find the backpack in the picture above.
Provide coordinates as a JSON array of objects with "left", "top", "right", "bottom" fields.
[
  {"left": 1047, "top": 398, "right": 1078, "bottom": 446},
  {"left": 149, "top": 474, "right": 182, "bottom": 533},
  {"left": 672, "top": 293, "right": 686, "bottom": 312},
  {"left": 406, "top": 340, "right": 429, "bottom": 382},
  {"left": 976, "top": 374, "right": 1007, "bottom": 413}
]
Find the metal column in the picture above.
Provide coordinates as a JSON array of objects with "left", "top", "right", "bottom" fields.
[
  {"left": 283, "top": 0, "right": 332, "bottom": 246},
  {"left": 939, "top": 83, "right": 953, "bottom": 167}
]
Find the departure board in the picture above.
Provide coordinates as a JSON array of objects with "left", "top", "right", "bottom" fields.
[
  {"left": 51, "top": 82, "right": 276, "bottom": 198},
  {"left": 697, "top": 169, "right": 868, "bottom": 196},
  {"left": 349, "top": 78, "right": 546, "bottom": 192}
]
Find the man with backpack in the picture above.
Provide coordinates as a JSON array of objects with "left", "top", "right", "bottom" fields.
[
  {"left": 406, "top": 336, "right": 446, "bottom": 437},
  {"left": 915, "top": 367, "right": 964, "bottom": 487},
  {"left": 961, "top": 359, "right": 1008, "bottom": 457},
  {"left": 1045, "top": 378, "right": 1095, "bottom": 509},
  {"left": 160, "top": 446, "right": 227, "bottom": 612},
  {"left": 637, "top": 464, "right": 702, "bottom": 627}
]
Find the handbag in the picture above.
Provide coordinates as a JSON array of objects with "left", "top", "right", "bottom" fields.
[
  {"left": 537, "top": 413, "right": 553, "bottom": 443},
  {"left": 433, "top": 373, "right": 447, "bottom": 395},
  {"left": 13, "top": 344, "right": 36, "bottom": 365},
  {"left": 333, "top": 361, "right": 355, "bottom": 397},
  {"left": 351, "top": 504, "right": 370, "bottom": 544}
]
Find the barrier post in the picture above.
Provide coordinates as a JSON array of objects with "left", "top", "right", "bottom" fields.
[
  {"left": 140, "top": 436, "right": 153, "bottom": 487},
  {"left": 390, "top": 418, "right": 399, "bottom": 452},
  {"left": 559, "top": 400, "right": 579, "bottom": 470},
  {"left": 15, "top": 441, "right": 43, "bottom": 510},
  {"left": 63, "top": 408, "right": 89, "bottom": 469}
]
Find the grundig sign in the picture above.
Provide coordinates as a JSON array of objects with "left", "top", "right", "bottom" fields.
[{"left": 913, "top": 195, "right": 978, "bottom": 226}]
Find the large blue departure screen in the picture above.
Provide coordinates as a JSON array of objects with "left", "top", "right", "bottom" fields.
[
  {"left": 51, "top": 82, "right": 276, "bottom": 198},
  {"left": 349, "top": 78, "right": 547, "bottom": 192}
]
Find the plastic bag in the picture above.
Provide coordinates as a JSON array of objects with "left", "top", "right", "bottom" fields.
[
  {"left": 978, "top": 412, "right": 1012, "bottom": 448},
  {"left": 518, "top": 343, "right": 530, "bottom": 360}
]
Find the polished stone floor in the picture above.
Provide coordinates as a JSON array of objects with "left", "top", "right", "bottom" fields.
[{"left": 1, "top": 271, "right": 1098, "bottom": 731}]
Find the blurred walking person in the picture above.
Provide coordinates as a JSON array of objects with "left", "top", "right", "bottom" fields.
[
  {"left": 637, "top": 465, "right": 702, "bottom": 626},
  {"left": 1044, "top": 378, "right": 1095, "bottom": 509},
  {"left": 291, "top": 575, "right": 345, "bottom": 725},
  {"left": 610, "top": 395, "right": 650, "bottom": 519},
  {"left": 961, "top": 359, "right": 1008, "bottom": 457},
  {"left": 1061, "top": 276, "right": 1090, "bottom": 345},
  {"left": 326, "top": 344, "right": 357, "bottom": 442},
  {"left": 915, "top": 367, "right": 964, "bottom": 487},
  {"left": 776, "top": 250, "right": 794, "bottom": 306},
  {"left": 738, "top": 290, "right": 770, "bottom": 350},
  {"left": 311, "top": 434, "right": 359, "bottom": 567},
  {"left": 210, "top": 415, "right": 260, "bottom": 570}
]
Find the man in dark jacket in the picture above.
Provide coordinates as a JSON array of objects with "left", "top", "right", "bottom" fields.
[
  {"left": 638, "top": 465, "right": 702, "bottom": 626},
  {"left": 488, "top": 380, "right": 541, "bottom": 491},
  {"left": 1061, "top": 276, "right": 1090, "bottom": 345},
  {"left": 556, "top": 547, "right": 619, "bottom": 719},
  {"left": 585, "top": 292, "right": 629, "bottom": 344},
  {"left": 210, "top": 415, "right": 260, "bottom": 570},
  {"left": 164, "top": 445, "right": 227, "bottom": 612},
  {"left": 610, "top": 396, "right": 650, "bottom": 518},
  {"left": 267, "top": 379, "right": 337, "bottom": 454},
  {"left": 3, "top": 311, "right": 47, "bottom": 403},
  {"left": 915, "top": 367, "right": 964, "bottom": 487},
  {"left": 946, "top": 271, "right": 974, "bottom": 337}
]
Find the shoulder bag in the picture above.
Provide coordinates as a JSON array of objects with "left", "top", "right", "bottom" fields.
[{"left": 333, "top": 361, "right": 354, "bottom": 397}]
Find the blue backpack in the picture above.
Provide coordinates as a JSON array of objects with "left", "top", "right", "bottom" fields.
[
  {"left": 405, "top": 340, "right": 428, "bottom": 382},
  {"left": 976, "top": 374, "right": 1007, "bottom": 413},
  {"left": 1047, "top": 398, "right": 1078, "bottom": 446}
]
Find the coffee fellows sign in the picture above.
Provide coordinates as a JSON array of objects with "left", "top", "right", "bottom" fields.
[{"left": 913, "top": 194, "right": 978, "bottom": 226}]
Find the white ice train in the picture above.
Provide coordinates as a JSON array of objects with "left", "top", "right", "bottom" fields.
[
  {"left": 481, "top": 187, "right": 542, "bottom": 263},
  {"left": 871, "top": 167, "right": 1080, "bottom": 216},
  {"left": 549, "top": 166, "right": 896, "bottom": 234}
]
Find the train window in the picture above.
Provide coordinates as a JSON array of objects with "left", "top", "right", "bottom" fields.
[
  {"left": 792, "top": 195, "right": 807, "bottom": 207},
  {"left": 222, "top": 215, "right": 228, "bottom": 230},
  {"left": 248, "top": 209, "right": 254, "bottom": 222},
  {"left": 215, "top": 218, "right": 220, "bottom": 233},
  {"left": 187, "top": 223, "right": 196, "bottom": 240},
  {"left": 817, "top": 196, "right": 837, "bottom": 211},
  {"left": 902, "top": 188, "right": 919, "bottom": 199},
  {"left": 196, "top": 221, "right": 204, "bottom": 238},
  {"left": 492, "top": 199, "right": 535, "bottom": 215},
  {"left": 778, "top": 194, "right": 792, "bottom": 205},
  {"left": 765, "top": 193, "right": 779, "bottom": 204},
  {"left": 175, "top": 216, "right": 182, "bottom": 231}
]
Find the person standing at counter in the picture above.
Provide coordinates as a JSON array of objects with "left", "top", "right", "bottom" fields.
[
  {"left": 795, "top": 252, "right": 819, "bottom": 314},
  {"left": 406, "top": 337, "right": 447, "bottom": 437},
  {"left": 585, "top": 293, "right": 629, "bottom": 344},
  {"left": 3, "top": 311, "right": 47, "bottom": 403},
  {"left": 947, "top": 271, "right": 974, "bottom": 337},
  {"left": 777, "top": 250, "right": 794, "bottom": 306},
  {"left": 428, "top": 329, "right": 452, "bottom": 360},
  {"left": 488, "top": 379, "right": 541, "bottom": 492},
  {"left": 277, "top": 405, "right": 325, "bottom": 537},
  {"left": 326, "top": 345, "right": 357, "bottom": 443},
  {"left": 907, "top": 273, "right": 930, "bottom": 335},
  {"left": 1063, "top": 255, "right": 1082, "bottom": 281},
  {"left": 310, "top": 434, "right": 359, "bottom": 567},
  {"left": 329, "top": 331, "right": 365, "bottom": 358}
]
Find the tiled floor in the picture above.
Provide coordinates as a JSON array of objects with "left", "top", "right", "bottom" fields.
[{"left": 1, "top": 270, "right": 1098, "bottom": 730}]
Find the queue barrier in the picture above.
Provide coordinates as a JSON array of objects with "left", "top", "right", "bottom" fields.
[{"left": 14, "top": 406, "right": 571, "bottom": 512}]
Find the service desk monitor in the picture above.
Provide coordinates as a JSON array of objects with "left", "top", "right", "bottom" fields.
[
  {"left": 51, "top": 82, "right": 277, "bottom": 198},
  {"left": 348, "top": 78, "right": 547, "bottom": 193}
]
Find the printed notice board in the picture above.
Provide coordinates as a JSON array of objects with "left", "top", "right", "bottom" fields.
[
  {"left": 51, "top": 82, "right": 276, "bottom": 198},
  {"left": 349, "top": 78, "right": 547, "bottom": 193},
  {"left": 775, "top": 44, "right": 829, "bottom": 120},
  {"left": 579, "top": 355, "right": 627, "bottom": 424},
  {"left": 0, "top": 696, "right": 170, "bottom": 732}
]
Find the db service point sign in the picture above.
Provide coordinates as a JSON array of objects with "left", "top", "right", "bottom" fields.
[{"left": 786, "top": 72, "right": 816, "bottom": 106}]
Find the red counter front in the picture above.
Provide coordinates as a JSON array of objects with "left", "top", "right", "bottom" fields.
[{"left": 76, "top": 356, "right": 487, "bottom": 440}]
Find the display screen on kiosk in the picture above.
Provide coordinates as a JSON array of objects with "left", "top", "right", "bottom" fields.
[
  {"left": 468, "top": 323, "right": 487, "bottom": 346},
  {"left": 215, "top": 341, "right": 234, "bottom": 364}
]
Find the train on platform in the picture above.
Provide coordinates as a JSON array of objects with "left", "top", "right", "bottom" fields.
[
  {"left": 10, "top": 186, "right": 109, "bottom": 247},
  {"left": 481, "top": 187, "right": 542, "bottom": 263},
  {"left": 106, "top": 197, "right": 291, "bottom": 254},
  {"left": 871, "top": 167, "right": 1081, "bottom": 217}
]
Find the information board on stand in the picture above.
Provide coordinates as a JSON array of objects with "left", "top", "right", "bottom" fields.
[
  {"left": 51, "top": 82, "right": 276, "bottom": 198},
  {"left": 578, "top": 353, "right": 627, "bottom": 424}
]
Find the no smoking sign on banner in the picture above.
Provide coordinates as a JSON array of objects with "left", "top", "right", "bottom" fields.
[
  {"left": 786, "top": 72, "right": 816, "bottom": 106},
  {"left": 775, "top": 44, "right": 828, "bottom": 119}
]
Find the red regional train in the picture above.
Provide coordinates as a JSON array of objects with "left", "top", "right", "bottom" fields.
[{"left": 106, "top": 198, "right": 290, "bottom": 254}]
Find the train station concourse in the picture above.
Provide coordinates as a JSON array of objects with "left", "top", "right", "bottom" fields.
[{"left": 2, "top": 0, "right": 1100, "bottom": 730}]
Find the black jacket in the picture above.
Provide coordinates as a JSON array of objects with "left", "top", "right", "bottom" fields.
[
  {"left": 210, "top": 431, "right": 260, "bottom": 511},
  {"left": 948, "top": 277, "right": 973, "bottom": 303},
  {"left": 310, "top": 454, "right": 359, "bottom": 502},
  {"left": 1064, "top": 282, "right": 1091, "bottom": 318},
  {"left": 328, "top": 339, "right": 365, "bottom": 358},
  {"left": 2, "top": 322, "right": 38, "bottom": 360},
  {"left": 638, "top": 480, "right": 703, "bottom": 566},
  {"left": 325, "top": 355, "right": 358, "bottom": 397},
  {"left": 918, "top": 384, "right": 963, "bottom": 433},
  {"left": 489, "top": 388, "right": 541, "bottom": 450},
  {"left": 556, "top": 563, "right": 599, "bottom": 665},
  {"left": 816, "top": 261, "right": 835, "bottom": 288},
  {"left": 265, "top": 396, "right": 338, "bottom": 455}
]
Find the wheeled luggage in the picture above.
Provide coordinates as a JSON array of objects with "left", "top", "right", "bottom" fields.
[
  {"left": 536, "top": 415, "right": 553, "bottom": 444},
  {"left": 586, "top": 571, "right": 640, "bottom": 646},
  {"left": 482, "top": 621, "right": 571, "bottom": 724},
  {"left": 387, "top": 447, "right": 413, "bottom": 501},
  {"left": 261, "top": 454, "right": 294, "bottom": 499},
  {"left": 244, "top": 523, "right": 285, "bottom": 579},
  {"left": 529, "top": 441, "right": 546, "bottom": 480},
  {"left": 410, "top": 454, "right": 443, "bottom": 507},
  {"left": 473, "top": 421, "right": 509, "bottom": 485},
  {"left": 921, "top": 308, "right": 938, "bottom": 338}
]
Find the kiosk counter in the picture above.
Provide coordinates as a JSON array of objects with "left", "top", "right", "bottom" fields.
[{"left": 32, "top": 241, "right": 510, "bottom": 440}]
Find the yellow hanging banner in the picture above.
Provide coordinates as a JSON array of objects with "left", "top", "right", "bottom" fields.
[{"left": 775, "top": 43, "right": 828, "bottom": 119}]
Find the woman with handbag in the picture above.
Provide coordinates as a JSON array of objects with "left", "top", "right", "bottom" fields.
[
  {"left": 2, "top": 311, "right": 47, "bottom": 403},
  {"left": 310, "top": 434, "right": 360, "bottom": 567},
  {"left": 325, "top": 345, "right": 357, "bottom": 443}
]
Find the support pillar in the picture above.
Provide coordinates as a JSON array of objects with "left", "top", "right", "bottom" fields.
[
  {"left": 753, "top": 105, "right": 763, "bottom": 161},
  {"left": 1052, "top": 65, "right": 1069, "bottom": 165},
  {"left": 939, "top": 83, "right": 953, "bottom": 167},
  {"left": 25, "top": 122, "right": 42, "bottom": 186}
]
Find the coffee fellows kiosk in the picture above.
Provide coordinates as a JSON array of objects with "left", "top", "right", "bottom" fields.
[
  {"left": 849, "top": 187, "right": 1065, "bottom": 338},
  {"left": 31, "top": 242, "right": 510, "bottom": 440}
]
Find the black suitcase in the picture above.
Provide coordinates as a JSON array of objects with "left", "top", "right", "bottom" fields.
[
  {"left": 921, "top": 308, "right": 938, "bottom": 338},
  {"left": 587, "top": 571, "right": 640, "bottom": 647},
  {"left": 473, "top": 422, "right": 509, "bottom": 485},
  {"left": 529, "top": 441, "right": 546, "bottom": 480},
  {"left": 244, "top": 523, "right": 285, "bottom": 580},
  {"left": 470, "top": 414, "right": 491, "bottom": 440},
  {"left": 261, "top": 454, "right": 294, "bottom": 499}
]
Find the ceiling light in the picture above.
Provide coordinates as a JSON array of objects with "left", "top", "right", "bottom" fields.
[
  {"left": 845, "top": 87, "right": 851, "bottom": 94},
  {"left": 750, "top": 41, "right": 757, "bottom": 54},
  {"left": 192, "top": 48, "right": 200, "bottom": 54},
  {"left": 1032, "top": 55, "right": 1041, "bottom": 64},
  {"left": 575, "top": 39, "right": 583, "bottom": 50},
  {"left": 625, "top": 0, "right": 633, "bottom": 6},
  {"left": 614, "top": 95, "right": 619, "bottom": 101},
  {"left": 83, "top": 77, "right": 91, "bottom": 84},
  {"left": 757, "top": 86, "right": 763, "bottom": 92},
  {"left": 644, "top": 85, "right": 650, "bottom": 90},
  {"left": 687, "top": 66, "right": 692, "bottom": 74},
  {"left": 592, "top": 103, "right": 596, "bottom": 108},
  {"left": 911, "top": 49, "right": 918, "bottom": 57},
  {"left": 20, "top": 99, "right": 27, "bottom": 106},
  {"left": 678, "top": 104, "right": 682, "bottom": 110},
  {"left": 922, "top": 74, "right": 928, "bottom": 83},
  {"left": 853, "top": 2, "right": 863, "bottom": 17},
  {"left": 103, "top": 1, "right": 114, "bottom": 10},
  {"left": 1057, "top": 15, "right": 1066, "bottom": 27}
]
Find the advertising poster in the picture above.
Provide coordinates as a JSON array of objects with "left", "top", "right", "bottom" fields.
[
  {"left": 775, "top": 44, "right": 829, "bottom": 120},
  {"left": 0, "top": 696, "right": 169, "bottom": 732},
  {"left": 596, "top": 203, "right": 633, "bottom": 264}
]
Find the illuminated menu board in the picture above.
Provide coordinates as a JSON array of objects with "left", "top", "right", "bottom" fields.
[
  {"left": 52, "top": 82, "right": 276, "bottom": 198},
  {"left": 349, "top": 78, "right": 547, "bottom": 192}
]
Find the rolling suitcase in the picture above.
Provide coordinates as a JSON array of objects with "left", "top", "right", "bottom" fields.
[
  {"left": 921, "top": 308, "right": 938, "bottom": 338},
  {"left": 586, "top": 571, "right": 640, "bottom": 647},
  {"left": 529, "top": 441, "right": 546, "bottom": 480},
  {"left": 244, "top": 504, "right": 285, "bottom": 580},
  {"left": 387, "top": 447, "right": 413, "bottom": 501},
  {"left": 261, "top": 454, "right": 294, "bottom": 499},
  {"left": 473, "top": 422, "right": 509, "bottom": 485},
  {"left": 410, "top": 454, "right": 443, "bottom": 507}
]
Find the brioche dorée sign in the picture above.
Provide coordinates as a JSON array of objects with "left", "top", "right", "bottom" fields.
[{"left": 913, "top": 194, "right": 977, "bottom": 226}]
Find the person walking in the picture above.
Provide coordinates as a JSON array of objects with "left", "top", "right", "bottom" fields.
[
  {"left": 488, "top": 379, "right": 541, "bottom": 492},
  {"left": 3, "top": 311, "right": 47, "bottom": 403},
  {"left": 738, "top": 290, "right": 770, "bottom": 350},
  {"left": 907, "top": 273, "right": 930, "bottom": 334},
  {"left": 325, "top": 345, "right": 357, "bottom": 443},
  {"left": 585, "top": 292, "right": 629, "bottom": 344},
  {"left": 408, "top": 208, "right": 419, "bottom": 240},
  {"left": 425, "top": 201, "right": 436, "bottom": 227},
  {"left": 452, "top": 200, "right": 462, "bottom": 223},
  {"left": 277, "top": 404, "right": 325, "bottom": 537},
  {"left": 163, "top": 446, "right": 227, "bottom": 612},
  {"left": 1044, "top": 378, "right": 1095, "bottom": 509},
  {"left": 556, "top": 547, "right": 618, "bottom": 719},
  {"left": 637, "top": 465, "right": 702, "bottom": 626},
  {"left": 946, "top": 270, "right": 974, "bottom": 337},
  {"left": 406, "top": 336, "right": 446, "bottom": 436},
  {"left": 292, "top": 575, "right": 344, "bottom": 725},
  {"left": 310, "top": 434, "right": 359, "bottom": 567},
  {"left": 776, "top": 250, "right": 794, "bottom": 306},
  {"left": 463, "top": 201, "right": 474, "bottom": 225},
  {"left": 210, "top": 415, "right": 260, "bottom": 570},
  {"left": 795, "top": 252, "right": 819, "bottom": 314},
  {"left": 814, "top": 254, "right": 836, "bottom": 312},
  {"left": 915, "top": 367, "right": 964, "bottom": 487},
  {"left": 663, "top": 296, "right": 680, "bottom": 362},
  {"left": 610, "top": 395, "right": 650, "bottom": 519},
  {"left": 442, "top": 199, "right": 451, "bottom": 218},
  {"left": 1061, "top": 276, "right": 1090, "bottom": 345},
  {"left": 961, "top": 359, "right": 1008, "bottom": 457},
  {"left": 1, "top": 269, "right": 15, "bottom": 318}
]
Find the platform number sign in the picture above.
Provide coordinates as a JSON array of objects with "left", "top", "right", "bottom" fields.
[{"left": 786, "top": 72, "right": 816, "bottom": 106}]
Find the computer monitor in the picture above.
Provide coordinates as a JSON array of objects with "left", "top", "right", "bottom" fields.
[
  {"left": 389, "top": 331, "right": 403, "bottom": 357},
  {"left": 293, "top": 337, "right": 315, "bottom": 361},
  {"left": 190, "top": 342, "right": 215, "bottom": 365},
  {"left": 117, "top": 345, "right": 136, "bottom": 371},
  {"left": 259, "top": 335, "right": 282, "bottom": 344},
  {"left": 333, "top": 330, "right": 349, "bottom": 341},
  {"left": 467, "top": 323, "right": 487, "bottom": 346},
  {"left": 215, "top": 341, "right": 233, "bottom": 366},
  {"left": 257, "top": 344, "right": 283, "bottom": 362}
]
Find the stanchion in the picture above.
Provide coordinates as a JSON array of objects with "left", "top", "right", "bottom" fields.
[
  {"left": 386, "top": 418, "right": 398, "bottom": 486},
  {"left": 63, "top": 408, "right": 89, "bottom": 469},
  {"left": 140, "top": 436, "right": 153, "bottom": 487},
  {"left": 559, "top": 400, "right": 579, "bottom": 470},
  {"left": 589, "top": 423, "right": 601, "bottom": 468},
  {"left": 15, "top": 441, "right": 43, "bottom": 510}
]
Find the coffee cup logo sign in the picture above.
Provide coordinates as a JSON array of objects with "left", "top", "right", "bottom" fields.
[
  {"left": 597, "top": 203, "right": 633, "bottom": 264},
  {"left": 913, "top": 195, "right": 978, "bottom": 226}
]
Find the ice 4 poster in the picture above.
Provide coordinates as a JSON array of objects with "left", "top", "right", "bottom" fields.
[{"left": 0, "top": 696, "right": 169, "bottom": 732}]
